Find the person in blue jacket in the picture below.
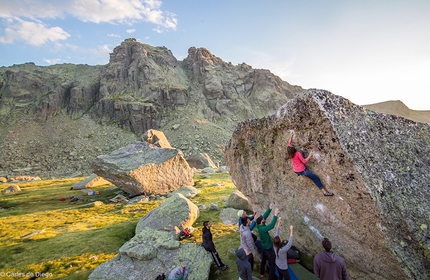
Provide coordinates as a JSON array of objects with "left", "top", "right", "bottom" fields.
[{"left": 237, "top": 209, "right": 257, "bottom": 230}]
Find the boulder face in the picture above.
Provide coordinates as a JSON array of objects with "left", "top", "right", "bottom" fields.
[
  {"left": 135, "top": 193, "right": 200, "bottom": 235},
  {"left": 92, "top": 141, "right": 193, "bottom": 195},
  {"left": 224, "top": 89, "right": 430, "bottom": 280}
]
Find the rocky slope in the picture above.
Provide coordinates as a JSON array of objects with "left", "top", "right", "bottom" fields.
[{"left": 0, "top": 38, "right": 303, "bottom": 177}]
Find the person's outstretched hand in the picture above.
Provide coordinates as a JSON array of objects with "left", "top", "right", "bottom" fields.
[
  {"left": 269, "top": 203, "right": 274, "bottom": 209},
  {"left": 275, "top": 208, "right": 280, "bottom": 216}
]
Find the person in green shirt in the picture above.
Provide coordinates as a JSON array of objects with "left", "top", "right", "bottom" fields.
[{"left": 256, "top": 203, "right": 279, "bottom": 279}]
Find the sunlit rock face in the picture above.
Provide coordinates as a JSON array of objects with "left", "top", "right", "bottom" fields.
[
  {"left": 225, "top": 89, "right": 430, "bottom": 279},
  {"left": 92, "top": 141, "right": 193, "bottom": 195}
]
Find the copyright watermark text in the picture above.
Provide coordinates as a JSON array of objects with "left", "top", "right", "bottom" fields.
[{"left": 0, "top": 271, "right": 53, "bottom": 278}]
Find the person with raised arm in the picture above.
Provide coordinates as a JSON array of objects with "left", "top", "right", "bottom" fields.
[{"left": 287, "top": 131, "right": 333, "bottom": 196}]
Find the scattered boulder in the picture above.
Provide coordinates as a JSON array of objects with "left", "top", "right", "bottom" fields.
[
  {"left": 72, "top": 174, "right": 112, "bottom": 190},
  {"left": 88, "top": 227, "right": 212, "bottom": 280},
  {"left": 225, "top": 190, "right": 252, "bottom": 211},
  {"left": 202, "top": 167, "right": 215, "bottom": 174},
  {"left": 127, "top": 196, "right": 149, "bottom": 204},
  {"left": 9, "top": 175, "right": 40, "bottom": 182},
  {"left": 135, "top": 193, "right": 199, "bottom": 236},
  {"left": 185, "top": 153, "right": 217, "bottom": 169},
  {"left": 220, "top": 208, "right": 239, "bottom": 225},
  {"left": 92, "top": 141, "right": 193, "bottom": 195},
  {"left": 2, "top": 184, "right": 21, "bottom": 194},
  {"left": 170, "top": 185, "right": 201, "bottom": 198},
  {"left": 224, "top": 89, "right": 430, "bottom": 279},
  {"left": 217, "top": 166, "right": 229, "bottom": 173},
  {"left": 0, "top": 177, "right": 7, "bottom": 183},
  {"left": 141, "top": 129, "right": 172, "bottom": 148}
]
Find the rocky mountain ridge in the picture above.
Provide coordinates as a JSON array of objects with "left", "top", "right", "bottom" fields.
[{"left": 0, "top": 38, "right": 303, "bottom": 177}]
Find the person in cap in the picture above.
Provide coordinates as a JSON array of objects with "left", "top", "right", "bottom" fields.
[
  {"left": 313, "top": 238, "right": 350, "bottom": 280},
  {"left": 238, "top": 209, "right": 257, "bottom": 230},
  {"left": 256, "top": 203, "right": 279, "bottom": 279},
  {"left": 202, "top": 220, "right": 228, "bottom": 271}
]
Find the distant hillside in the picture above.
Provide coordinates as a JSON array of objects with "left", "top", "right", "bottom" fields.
[{"left": 363, "top": 100, "right": 430, "bottom": 123}]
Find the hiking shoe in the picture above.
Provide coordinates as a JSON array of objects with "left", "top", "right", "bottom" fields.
[
  {"left": 324, "top": 191, "right": 334, "bottom": 196},
  {"left": 220, "top": 265, "right": 228, "bottom": 271}
]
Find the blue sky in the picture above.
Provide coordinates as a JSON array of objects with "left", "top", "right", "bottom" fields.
[{"left": 1, "top": 0, "right": 429, "bottom": 110}]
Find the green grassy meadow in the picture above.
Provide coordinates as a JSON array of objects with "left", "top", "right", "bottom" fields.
[{"left": 0, "top": 173, "right": 256, "bottom": 280}]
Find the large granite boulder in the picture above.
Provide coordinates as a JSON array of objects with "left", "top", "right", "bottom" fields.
[
  {"left": 88, "top": 225, "right": 212, "bottom": 280},
  {"left": 224, "top": 89, "right": 430, "bottom": 280},
  {"left": 135, "top": 193, "right": 199, "bottom": 235},
  {"left": 92, "top": 142, "right": 193, "bottom": 195}
]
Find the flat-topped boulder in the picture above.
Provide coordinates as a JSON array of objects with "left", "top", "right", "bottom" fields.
[{"left": 92, "top": 141, "right": 193, "bottom": 195}]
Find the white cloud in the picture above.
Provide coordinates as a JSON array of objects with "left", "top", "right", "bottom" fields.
[
  {"left": 0, "top": 0, "right": 177, "bottom": 46},
  {"left": 108, "top": 33, "right": 121, "bottom": 38},
  {"left": 44, "top": 58, "right": 63, "bottom": 64},
  {"left": 0, "top": 18, "right": 70, "bottom": 45},
  {"left": 126, "top": 29, "right": 136, "bottom": 34},
  {"left": 0, "top": 0, "right": 177, "bottom": 28},
  {"left": 89, "top": 44, "right": 113, "bottom": 60}
]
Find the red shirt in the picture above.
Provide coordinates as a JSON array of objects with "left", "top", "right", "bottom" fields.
[{"left": 288, "top": 139, "right": 307, "bottom": 172}]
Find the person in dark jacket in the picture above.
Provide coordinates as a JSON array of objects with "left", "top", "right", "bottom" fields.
[
  {"left": 313, "top": 238, "right": 350, "bottom": 280},
  {"left": 202, "top": 220, "right": 228, "bottom": 271},
  {"left": 256, "top": 203, "right": 279, "bottom": 280},
  {"left": 236, "top": 247, "right": 253, "bottom": 280}
]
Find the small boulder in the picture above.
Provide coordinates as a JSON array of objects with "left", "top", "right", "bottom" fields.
[
  {"left": 225, "top": 190, "right": 252, "bottom": 211},
  {"left": 170, "top": 186, "right": 201, "bottom": 198},
  {"left": 2, "top": 184, "right": 21, "bottom": 194},
  {"left": 72, "top": 174, "right": 112, "bottom": 190},
  {"left": 220, "top": 208, "right": 239, "bottom": 225},
  {"left": 186, "top": 153, "right": 217, "bottom": 169},
  {"left": 141, "top": 129, "right": 172, "bottom": 148},
  {"left": 202, "top": 167, "right": 215, "bottom": 174}
]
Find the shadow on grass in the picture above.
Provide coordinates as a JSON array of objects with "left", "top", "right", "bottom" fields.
[{"left": 0, "top": 219, "right": 137, "bottom": 279}]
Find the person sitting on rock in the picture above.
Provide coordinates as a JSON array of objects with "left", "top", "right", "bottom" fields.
[{"left": 287, "top": 131, "right": 333, "bottom": 196}]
